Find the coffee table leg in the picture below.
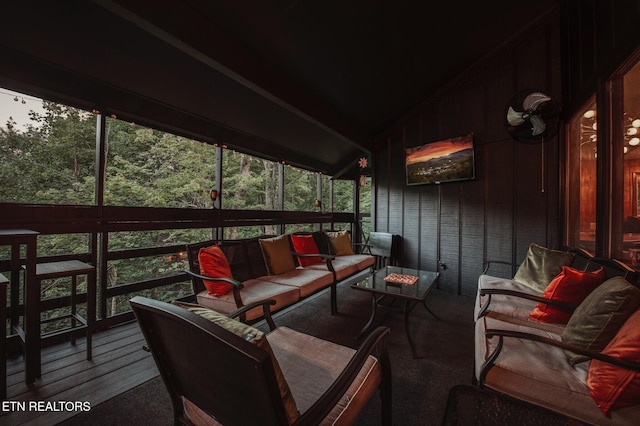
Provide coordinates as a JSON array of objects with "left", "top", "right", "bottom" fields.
[
  {"left": 356, "top": 293, "right": 378, "bottom": 340},
  {"left": 422, "top": 300, "right": 440, "bottom": 320},
  {"left": 404, "top": 300, "right": 420, "bottom": 358}
]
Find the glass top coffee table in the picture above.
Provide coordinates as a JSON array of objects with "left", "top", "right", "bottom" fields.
[{"left": 351, "top": 265, "right": 440, "bottom": 358}]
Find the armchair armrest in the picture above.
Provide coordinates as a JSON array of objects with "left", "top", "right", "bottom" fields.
[
  {"left": 477, "top": 287, "right": 576, "bottom": 318},
  {"left": 295, "top": 326, "right": 392, "bottom": 426},
  {"left": 479, "top": 328, "right": 640, "bottom": 387}
]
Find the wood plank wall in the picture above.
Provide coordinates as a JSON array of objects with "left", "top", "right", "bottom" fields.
[{"left": 373, "top": 12, "right": 563, "bottom": 297}]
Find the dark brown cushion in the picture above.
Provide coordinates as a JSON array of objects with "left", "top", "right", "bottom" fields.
[
  {"left": 325, "top": 230, "right": 354, "bottom": 256},
  {"left": 513, "top": 243, "right": 575, "bottom": 292},
  {"left": 259, "top": 235, "right": 296, "bottom": 275},
  {"left": 562, "top": 276, "right": 640, "bottom": 365}
]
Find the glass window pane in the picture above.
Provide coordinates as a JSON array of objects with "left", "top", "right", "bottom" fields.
[
  {"left": 567, "top": 98, "right": 597, "bottom": 252},
  {"left": 621, "top": 59, "right": 640, "bottom": 267}
]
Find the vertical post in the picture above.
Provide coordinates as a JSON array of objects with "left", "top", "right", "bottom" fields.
[
  {"left": 215, "top": 146, "right": 223, "bottom": 240},
  {"left": 278, "top": 163, "right": 285, "bottom": 235},
  {"left": 329, "top": 179, "right": 335, "bottom": 229},
  {"left": 354, "top": 178, "right": 361, "bottom": 249},
  {"left": 316, "top": 173, "right": 323, "bottom": 231},
  {"left": 94, "top": 113, "right": 106, "bottom": 322}
]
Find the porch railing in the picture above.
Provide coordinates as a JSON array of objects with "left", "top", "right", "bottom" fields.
[{"left": 0, "top": 204, "right": 364, "bottom": 346}]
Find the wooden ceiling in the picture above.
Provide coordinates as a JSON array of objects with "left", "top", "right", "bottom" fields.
[{"left": 0, "top": 0, "right": 559, "bottom": 177}]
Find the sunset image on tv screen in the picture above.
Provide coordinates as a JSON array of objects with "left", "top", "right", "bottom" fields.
[{"left": 405, "top": 133, "right": 475, "bottom": 185}]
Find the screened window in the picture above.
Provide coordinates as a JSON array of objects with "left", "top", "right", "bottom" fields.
[
  {"left": 104, "top": 117, "right": 216, "bottom": 208},
  {"left": 0, "top": 88, "right": 96, "bottom": 205}
]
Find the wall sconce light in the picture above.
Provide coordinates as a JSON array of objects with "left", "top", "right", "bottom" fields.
[{"left": 210, "top": 189, "right": 218, "bottom": 205}]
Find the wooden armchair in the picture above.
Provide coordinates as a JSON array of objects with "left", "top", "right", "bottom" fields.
[
  {"left": 363, "top": 232, "right": 398, "bottom": 270},
  {"left": 130, "top": 296, "right": 392, "bottom": 425}
]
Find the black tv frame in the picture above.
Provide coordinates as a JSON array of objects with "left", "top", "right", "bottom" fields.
[{"left": 405, "top": 133, "right": 476, "bottom": 186}]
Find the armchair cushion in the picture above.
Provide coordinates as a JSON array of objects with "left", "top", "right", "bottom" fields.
[
  {"left": 259, "top": 235, "right": 296, "bottom": 275},
  {"left": 529, "top": 266, "right": 605, "bottom": 324},
  {"left": 174, "top": 301, "right": 300, "bottom": 424},
  {"left": 267, "top": 326, "right": 381, "bottom": 425},
  {"left": 513, "top": 243, "right": 575, "bottom": 293},
  {"left": 562, "top": 276, "right": 640, "bottom": 365},
  {"left": 326, "top": 230, "right": 355, "bottom": 256},
  {"left": 198, "top": 245, "right": 234, "bottom": 297},
  {"left": 290, "top": 234, "right": 323, "bottom": 267},
  {"left": 588, "top": 309, "right": 640, "bottom": 415}
]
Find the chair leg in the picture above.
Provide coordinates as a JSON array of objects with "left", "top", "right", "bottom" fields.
[
  {"left": 70, "top": 275, "right": 77, "bottom": 346},
  {"left": 330, "top": 283, "right": 338, "bottom": 315},
  {"left": 379, "top": 335, "right": 392, "bottom": 425}
]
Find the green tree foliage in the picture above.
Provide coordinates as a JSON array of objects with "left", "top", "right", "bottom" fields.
[{"left": 0, "top": 95, "right": 363, "bottom": 320}]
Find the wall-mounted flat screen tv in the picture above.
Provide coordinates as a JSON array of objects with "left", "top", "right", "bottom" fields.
[{"left": 405, "top": 133, "right": 475, "bottom": 185}]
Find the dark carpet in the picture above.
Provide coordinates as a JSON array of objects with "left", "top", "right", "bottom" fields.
[{"left": 61, "top": 282, "right": 476, "bottom": 425}]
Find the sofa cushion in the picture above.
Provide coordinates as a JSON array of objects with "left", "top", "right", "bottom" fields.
[
  {"left": 529, "top": 266, "right": 605, "bottom": 324},
  {"left": 588, "top": 308, "right": 640, "bottom": 415},
  {"left": 196, "top": 278, "right": 300, "bottom": 321},
  {"left": 562, "top": 276, "right": 640, "bottom": 365},
  {"left": 290, "top": 234, "right": 323, "bottom": 267},
  {"left": 267, "top": 326, "right": 381, "bottom": 425},
  {"left": 259, "top": 235, "right": 296, "bottom": 275},
  {"left": 198, "top": 245, "right": 234, "bottom": 297},
  {"left": 261, "top": 268, "right": 334, "bottom": 298},
  {"left": 513, "top": 243, "right": 575, "bottom": 293},
  {"left": 326, "top": 230, "right": 355, "bottom": 256},
  {"left": 174, "top": 302, "right": 299, "bottom": 424}
]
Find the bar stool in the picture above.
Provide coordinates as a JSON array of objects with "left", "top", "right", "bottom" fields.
[
  {"left": 23, "top": 260, "right": 96, "bottom": 380},
  {"left": 1, "top": 273, "right": 8, "bottom": 400}
]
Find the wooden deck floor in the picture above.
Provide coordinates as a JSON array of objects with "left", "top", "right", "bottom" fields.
[{"left": 1, "top": 321, "right": 159, "bottom": 426}]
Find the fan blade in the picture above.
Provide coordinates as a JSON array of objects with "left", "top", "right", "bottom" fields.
[
  {"left": 523, "top": 92, "right": 551, "bottom": 112},
  {"left": 530, "top": 116, "right": 546, "bottom": 136},
  {"left": 507, "top": 106, "right": 525, "bottom": 126}
]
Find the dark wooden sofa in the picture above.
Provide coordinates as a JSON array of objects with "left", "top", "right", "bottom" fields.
[
  {"left": 184, "top": 232, "right": 375, "bottom": 322},
  {"left": 474, "top": 244, "right": 640, "bottom": 425}
]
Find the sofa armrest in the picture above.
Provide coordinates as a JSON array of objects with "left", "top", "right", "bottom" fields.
[
  {"left": 291, "top": 251, "right": 337, "bottom": 275},
  {"left": 479, "top": 328, "right": 640, "bottom": 387},
  {"left": 295, "top": 326, "right": 392, "bottom": 425},
  {"left": 183, "top": 269, "right": 244, "bottom": 289},
  {"left": 227, "top": 299, "right": 277, "bottom": 331},
  {"left": 184, "top": 269, "right": 251, "bottom": 320},
  {"left": 482, "top": 260, "right": 514, "bottom": 275},
  {"left": 477, "top": 287, "right": 576, "bottom": 318}
]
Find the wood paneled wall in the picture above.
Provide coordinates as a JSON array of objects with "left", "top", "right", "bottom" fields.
[{"left": 373, "top": 12, "right": 563, "bottom": 297}]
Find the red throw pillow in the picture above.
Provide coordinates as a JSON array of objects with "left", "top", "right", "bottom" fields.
[
  {"left": 588, "top": 309, "right": 640, "bottom": 415},
  {"left": 290, "top": 235, "right": 323, "bottom": 267},
  {"left": 529, "top": 266, "right": 605, "bottom": 324},
  {"left": 198, "top": 245, "right": 233, "bottom": 296}
]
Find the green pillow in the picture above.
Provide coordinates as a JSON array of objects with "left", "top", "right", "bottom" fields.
[
  {"left": 562, "top": 276, "right": 640, "bottom": 365},
  {"left": 513, "top": 243, "right": 574, "bottom": 292},
  {"left": 173, "top": 301, "right": 299, "bottom": 423}
]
